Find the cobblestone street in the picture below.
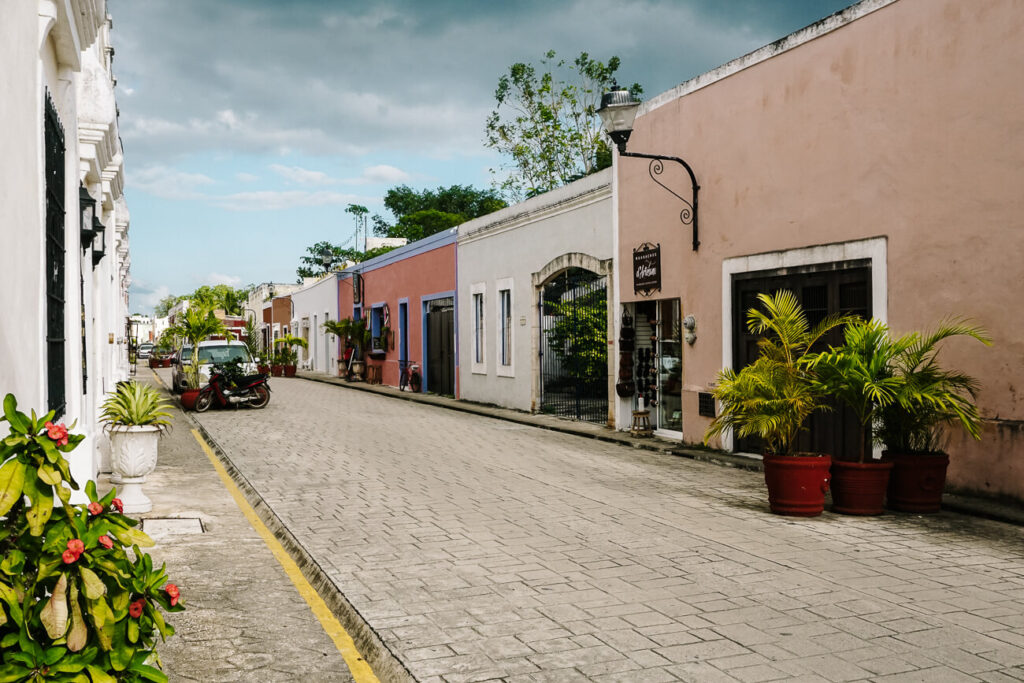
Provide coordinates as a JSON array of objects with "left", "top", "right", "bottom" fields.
[{"left": 189, "top": 375, "right": 1024, "bottom": 683}]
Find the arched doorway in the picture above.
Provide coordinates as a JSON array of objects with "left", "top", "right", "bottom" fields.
[{"left": 537, "top": 267, "right": 609, "bottom": 423}]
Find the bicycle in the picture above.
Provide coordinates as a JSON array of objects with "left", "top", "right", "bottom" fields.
[{"left": 398, "top": 359, "right": 422, "bottom": 392}]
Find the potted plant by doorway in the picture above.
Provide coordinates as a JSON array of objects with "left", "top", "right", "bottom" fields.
[
  {"left": 100, "top": 380, "right": 172, "bottom": 513},
  {"left": 274, "top": 333, "right": 308, "bottom": 377},
  {"left": 705, "top": 291, "right": 853, "bottom": 517},
  {"left": 877, "top": 319, "right": 991, "bottom": 512},
  {"left": 811, "top": 319, "right": 912, "bottom": 515}
]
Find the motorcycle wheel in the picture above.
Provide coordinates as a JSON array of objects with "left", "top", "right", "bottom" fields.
[
  {"left": 195, "top": 391, "right": 214, "bottom": 413},
  {"left": 249, "top": 385, "right": 270, "bottom": 409}
]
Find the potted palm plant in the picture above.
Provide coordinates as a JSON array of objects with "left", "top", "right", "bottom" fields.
[
  {"left": 705, "top": 291, "right": 852, "bottom": 517},
  {"left": 100, "top": 380, "right": 172, "bottom": 513},
  {"left": 810, "top": 319, "right": 913, "bottom": 514},
  {"left": 878, "top": 319, "right": 991, "bottom": 512},
  {"left": 274, "top": 333, "right": 308, "bottom": 377},
  {"left": 166, "top": 303, "right": 227, "bottom": 409}
]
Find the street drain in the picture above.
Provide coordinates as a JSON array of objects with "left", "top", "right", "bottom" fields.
[{"left": 142, "top": 518, "right": 205, "bottom": 537}]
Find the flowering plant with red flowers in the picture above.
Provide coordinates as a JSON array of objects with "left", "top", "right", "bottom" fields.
[{"left": 0, "top": 393, "right": 184, "bottom": 681}]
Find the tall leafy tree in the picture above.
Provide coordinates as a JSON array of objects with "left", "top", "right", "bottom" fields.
[
  {"left": 485, "top": 50, "right": 642, "bottom": 200},
  {"left": 371, "top": 185, "right": 506, "bottom": 240}
]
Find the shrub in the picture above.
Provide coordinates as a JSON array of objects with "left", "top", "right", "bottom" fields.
[{"left": 0, "top": 394, "right": 183, "bottom": 682}]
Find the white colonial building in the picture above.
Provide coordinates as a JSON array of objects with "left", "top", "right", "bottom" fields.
[
  {"left": 0, "top": 1, "right": 131, "bottom": 495},
  {"left": 290, "top": 274, "right": 341, "bottom": 375}
]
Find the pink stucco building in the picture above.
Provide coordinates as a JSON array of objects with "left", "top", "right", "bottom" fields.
[
  {"left": 338, "top": 228, "right": 458, "bottom": 396},
  {"left": 614, "top": 0, "right": 1024, "bottom": 502}
]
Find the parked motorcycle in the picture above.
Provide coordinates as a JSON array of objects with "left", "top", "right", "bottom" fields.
[{"left": 195, "top": 363, "right": 271, "bottom": 412}]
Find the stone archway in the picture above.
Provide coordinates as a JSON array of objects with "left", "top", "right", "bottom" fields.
[{"left": 531, "top": 254, "right": 614, "bottom": 426}]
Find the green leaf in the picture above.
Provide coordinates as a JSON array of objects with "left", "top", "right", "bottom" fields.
[
  {"left": 109, "top": 622, "right": 132, "bottom": 671},
  {"left": 127, "top": 618, "right": 139, "bottom": 644},
  {"left": 43, "top": 645, "right": 66, "bottom": 666},
  {"left": 0, "top": 460, "right": 25, "bottom": 517},
  {"left": 1, "top": 549, "right": 25, "bottom": 576},
  {"left": 111, "top": 527, "right": 154, "bottom": 549},
  {"left": 0, "top": 663, "right": 32, "bottom": 683},
  {"left": 85, "top": 481, "right": 98, "bottom": 502},
  {"left": 38, "top": 464, "right": 62, "bottom": 486},
  {"left": 41, "top": 573, "right": 69, "bottom": 639},
  {"left": 2, "top": 395, "right": 28, "bottom": 433},
  {"left": 79, "top": 567, "right": 107, "bottom": 600},
  {"left": 24, "top": 469, "right": 54, "bottom": 536},
  {"left": 86, "top": 665, "right": 117, "bottom": 683},
  {"left": 135, "top": 664, "right": 168, "bottom": 683}
]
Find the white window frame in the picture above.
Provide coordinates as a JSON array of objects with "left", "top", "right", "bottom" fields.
[
  {"left": 470, "top": 283, "right": 486, "bottom": 374},
  {"left": 495, "top": 278, "right": 514, "bottom": 377}
]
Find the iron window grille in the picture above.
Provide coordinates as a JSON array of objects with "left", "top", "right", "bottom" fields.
[{"left": 45, "top": 90, "right": 66, "bottom": 418}]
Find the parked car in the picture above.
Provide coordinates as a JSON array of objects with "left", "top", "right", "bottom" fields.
[
  {"left": 171, "top": 340, "right": 256, "bottom": 393},
  {"left": 137, "top": 342, "right": 154, "bottom": 360}
]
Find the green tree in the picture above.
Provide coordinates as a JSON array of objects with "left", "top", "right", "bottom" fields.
[
  {"left": 154, "top": 295, "right": 182, "bottom": 318},
  {"left": 485, "top": 50, "right": 642, "bottom": 200},
  {"left": 371, "top": 185, "right": 507, "bottom": 239},
  {"left": 544, "top": 286, "right": 608, "bottom": 383}
]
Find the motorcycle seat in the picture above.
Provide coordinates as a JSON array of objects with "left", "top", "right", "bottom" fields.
[{"left": 238, "top": 374, "right": 268, "bottom": 386}]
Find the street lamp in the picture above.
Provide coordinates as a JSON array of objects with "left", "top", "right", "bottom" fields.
[
  {"left": 598, "top": 84, "right": 701, "bottom": 251},
  {"left": 79, "top": 184, "right": 97, "bottom": 253},
  {"left": 91, "top": 216, "right": 106, "bottom": 267}
]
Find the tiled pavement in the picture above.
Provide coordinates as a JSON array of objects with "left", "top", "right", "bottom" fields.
[{"left": 177, "top": 372, "right": 1024, "bottom": 683}]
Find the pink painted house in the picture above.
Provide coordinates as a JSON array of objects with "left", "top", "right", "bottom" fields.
[
  {"left": 613, "top": 0, "right": 1024, "bottom": 502},
  {"left": 338, "top": 228, "right": 458, "bottom": 396}
]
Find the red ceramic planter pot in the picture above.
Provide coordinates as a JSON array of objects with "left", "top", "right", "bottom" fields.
[
  {"left": 830, "top": 460, "right": 895, "bottom": 515},
  {"left": 180, "top": 389, "right": 200, "bottom": 411},
  {"left": 763, "top": 454, "right": 832, "bottom": 517},
  {"left": 885, "top": 451, "right": 949, "bottom": 513},
  {"left": 284, "top": 365, "right": 297, "bottom": 377},
  {"left": 271, "top": 365, "right": 284, "bottom": 377}
]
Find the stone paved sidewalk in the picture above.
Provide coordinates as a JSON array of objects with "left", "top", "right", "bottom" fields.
[
  {"left": 184, "top": 372, "right": 1024, "bottom": 683},
  {"left": 120, "top": 372, "right": 357, "bottom": 682}
]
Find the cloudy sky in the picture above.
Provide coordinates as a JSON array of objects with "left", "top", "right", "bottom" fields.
[{"left": 112, "top": 0, "right": 854, "bottom": 314}]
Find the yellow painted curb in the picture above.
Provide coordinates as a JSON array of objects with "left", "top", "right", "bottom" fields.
[{"left": 191, "top": 429, "right": 379, "bottom": 683}]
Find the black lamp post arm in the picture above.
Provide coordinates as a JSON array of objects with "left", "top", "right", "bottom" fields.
[{"left": 619, "top": 150, "right": 701, "bottom": 251}]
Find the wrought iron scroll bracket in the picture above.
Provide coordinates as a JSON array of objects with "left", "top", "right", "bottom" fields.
[{"left": 620, "top": 151, "right": 700, "bottom": 251}]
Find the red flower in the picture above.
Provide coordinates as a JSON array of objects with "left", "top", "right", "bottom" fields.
[
  {"left": 111, "top": 498, "right": 124, "bottom": 513},
  {"left": 67, "top": 539, "right": 84, "bottom": 555},
  {"left": 129, "top": 599, "right": 145, "bottom": 618},
  {"left": 87, "top": 502, "right": 103, "bottom": 516},
  {"left": 98, "top": 535, "right": 114, "bottom": 549},
  {"left": 62, "top": 549, "right": 78, "bottom": 564},
  {"left": 44, "top": 421, "right": 69, "bottom": 447},
  {"left": 164, "top": 583, "right": 180, "bottom": 606}
]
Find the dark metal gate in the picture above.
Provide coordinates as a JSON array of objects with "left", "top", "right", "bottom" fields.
[
  {"left": 425, "top": 297, "right": 455, "bottom": 396},
  {"left": 539, "top": 268, "right": 608, "bottom": 423},
  {"left": 45, "top": 91, "right": 66, "bottom": 418}
]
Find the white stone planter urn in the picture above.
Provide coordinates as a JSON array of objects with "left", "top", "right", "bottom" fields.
[{"left": 108, "top": 425, "right": 162, "bottom": 513}]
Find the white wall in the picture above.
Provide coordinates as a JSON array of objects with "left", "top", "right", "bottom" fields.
[
  {"left": 0, "top": 2, "right": 129, "bottom": 496},
  {"left": 457, "top": 170, "right": 614, "bottom": 413},
  {"left": 289, "top": 274, "right": 340, "bottom": 375}
]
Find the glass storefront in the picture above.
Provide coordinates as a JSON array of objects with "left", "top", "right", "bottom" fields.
[{"left": 628, "top": 299, "right": 682, "bottom": 435}]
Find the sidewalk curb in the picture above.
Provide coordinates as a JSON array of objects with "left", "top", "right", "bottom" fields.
[
  {"left": 180, "top": 409, "right": 415, "bottom": 683},
  {"left": 297, "top": 372, "right": 1024, "bottom": 527}
]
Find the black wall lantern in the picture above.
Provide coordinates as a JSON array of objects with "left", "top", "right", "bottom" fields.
[
  {"left": 79, "top": 184, "right": 97, "bottom": 253},
  {"left": 598, "top": 85, "right": 701, "bottom": 251},
  {"left": 91, "top": 216, "right": 106, "bottom": 267}
]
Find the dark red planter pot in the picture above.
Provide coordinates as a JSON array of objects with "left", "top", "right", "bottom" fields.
[
  {"left": 257, "top": 365, "right": 270, "bottom": 374},
  {"left": 271, "top": 365, "right": 284, "bottom": 377},
  {"left": 885, "top": 451, "right": 949, "bottom": 513},
  {"left": 763, "top": 454, "right": 831, "bottom": 517},
  {"left": 180, "top": 389, "right": 200, "bottom": 411},
  {"left": 830, "top": 460, "right": 895, "bottom": 515},
  {"left": 284, "top": 365, "right": 297, "bottom": 377}
]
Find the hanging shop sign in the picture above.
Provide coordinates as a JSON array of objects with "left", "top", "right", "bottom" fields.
[
  {"left": 633, "top": 242, "right": 661, "bottom": 297},
  {"left": 352, "top": 272, "right": 363, "bottom": 305}
]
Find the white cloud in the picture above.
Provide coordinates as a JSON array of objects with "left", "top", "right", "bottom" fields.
[
  {"left": 132, "top": 283, "right": 171, "bottom": 313},
  {"left": 236, "top": 172, "right": 259, "bottom": 182},
  {"left": 206, "top": 272, "right": 242, "bottom": 287},
  {"left": 126, "top": 165, "right": 215, "bottom": 200},
  {"left": 210, "top": 190, "right": 363, "bottom": 211},
  {"left": 358, "top": 164, "right": 410, "bottom": 185},
  {"left": 269, "top": 164, "right": 337, "bottom": 186}
]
